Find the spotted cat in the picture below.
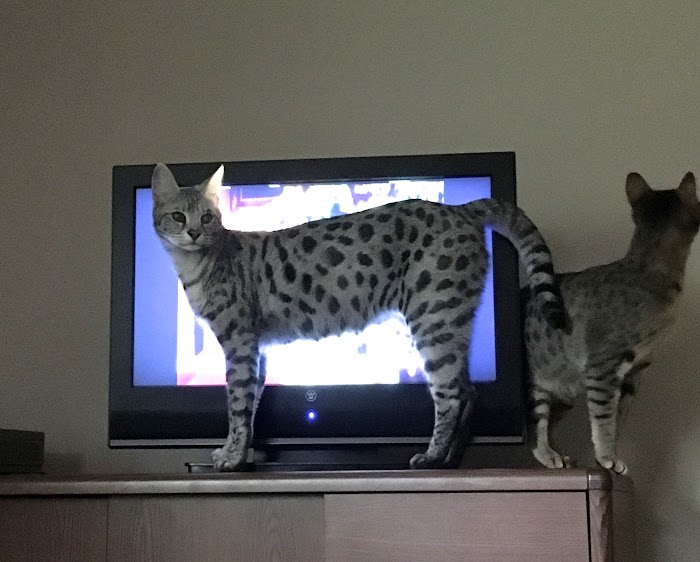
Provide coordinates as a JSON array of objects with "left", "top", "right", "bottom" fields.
[
  {"left": 152, "top": 163, "right": 567, "bottom": 471},
  {"left": 525, "top": 172, "right": 699, "bottom": 474}
]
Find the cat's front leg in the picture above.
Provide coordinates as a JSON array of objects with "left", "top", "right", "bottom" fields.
[
  {"left": 212, "top": 333, "right": 261, "bottom": 472},
  {"left": 616, "top": 361, "right": 649, "bottom": 435},
  {"left": 586, "top": 379, "right": 627, "bottom": 475}
]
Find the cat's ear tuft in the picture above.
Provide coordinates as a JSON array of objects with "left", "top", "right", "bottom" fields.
[
  {"left": 152, "top": 163, "right": 180, "bottom": 200},
  {"left": 201, "top": 165, "right": 224, "bottom": 204},
  {"left": 676, "top": 172, "right": 698, "bottom": 205},
  {"left": 625, "top": 172, "right": 652, "bottom": 205}
]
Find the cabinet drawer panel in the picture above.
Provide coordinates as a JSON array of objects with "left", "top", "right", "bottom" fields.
[
  {"left": 325, "top": 492, "right": 589, "bottom": 562},
  {"left": 107, "top": 495, "right": 323, "bottom": 562},
  {"left": 0, "top": 498, "right": 107, "bottom": 562}
]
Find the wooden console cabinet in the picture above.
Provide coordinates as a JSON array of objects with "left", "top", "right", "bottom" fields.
[{"left": 0, "top": 469, "right": 633, "bottom": 561}]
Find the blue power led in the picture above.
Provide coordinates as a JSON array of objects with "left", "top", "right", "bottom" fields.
[{"left": 306, "top": 409, "right": 317, "bottom": 422}]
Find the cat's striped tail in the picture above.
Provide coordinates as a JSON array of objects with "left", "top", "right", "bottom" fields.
[{"left": 466, "top": 198, "right": 569, "bottom": 332}]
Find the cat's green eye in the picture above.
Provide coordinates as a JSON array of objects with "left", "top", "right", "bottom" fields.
[
  {"left": 171, "top": 212, "right": 186, "bottom": 223},
  {"left": 201, "top": 213, "right": 214, "bottom": 225}
]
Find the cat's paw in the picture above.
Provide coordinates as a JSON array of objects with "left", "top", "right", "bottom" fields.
[
  {"left": 211, "top": 447, "right": 247, "bottom": 472},
  {"left": 409, "top": 453, "right": 445, "bottom": 469},
  {"left": 596, "top": 455, "right": 628, "bottom": 475},
  {"left": 533, "top": 446, "right": 574, "bottom": 469}
]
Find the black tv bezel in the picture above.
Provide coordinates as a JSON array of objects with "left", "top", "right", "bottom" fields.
[{"left": 109, "top": 152, "right": 524, "bottom": 448}]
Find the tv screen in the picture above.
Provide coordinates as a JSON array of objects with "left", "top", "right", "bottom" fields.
[
  {"left": 133, "top": 177, "right": 495, "bottom": 389},
  {"left": 110, "top": 153, "right": 524, "bottom": 467}
]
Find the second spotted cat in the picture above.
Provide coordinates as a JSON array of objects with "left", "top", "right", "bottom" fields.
[
  {"left": 525, "top": 172, "right": 699, "bottom": 474},
  {"left": 152, "top": 163, "right": 567, "bottom": 471}
]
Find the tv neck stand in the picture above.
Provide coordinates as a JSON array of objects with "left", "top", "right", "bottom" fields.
[
  {"left": 0, "top": 468, "right": 634, "bottom": 561},
  {"left": 187, "top": 442, "right": 431, "bottom": 472}
]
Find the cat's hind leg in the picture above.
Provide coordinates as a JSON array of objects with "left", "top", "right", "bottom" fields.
[
  {"left": 531, "top": 386, "right": 574, "bottom": 469},
  {"left": 442, "top": 385, "right": 477, "bottom": 468},
  {"left": 406, "top": 305, "right": 477, "bottom": 469},
  {"left": 252, "top": 353, "right": 268, "bottom": 420},
  {"left": 403, "top": 242, "right": 488, "bottom": 469},
  {"left": 410, "top": 361, "right": 474, "bottom": 469}
]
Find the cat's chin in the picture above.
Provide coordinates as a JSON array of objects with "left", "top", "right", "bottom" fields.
[
  {"left": 180, "top": 244, "right": 203, "bottom": 252},
  {"left": 167, "top": 239, "right": 204, "bottom": 252}
]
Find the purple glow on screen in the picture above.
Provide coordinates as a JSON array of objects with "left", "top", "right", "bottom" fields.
[{"left": 133, "top": 177, "right": 495, "bottom": 387}]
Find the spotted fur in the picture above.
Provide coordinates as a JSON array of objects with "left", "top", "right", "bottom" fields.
[
  {"left": 152, "top": 163, "right": 567, "bottom": 471},
  {"left": 524, "top": 172, "right": 699, "bottom": 474}
]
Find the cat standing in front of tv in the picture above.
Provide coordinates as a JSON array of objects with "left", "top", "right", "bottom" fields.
[
  {"left": 152, "top": 163, "right": 569, "bottom": 472},
  {"left": 525, "top": 172, "right": 699, "bottom": 475}
]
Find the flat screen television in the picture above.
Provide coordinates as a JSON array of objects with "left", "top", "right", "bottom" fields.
[{"left": 110, "top": 152, "right": 524, "bottom": 470}]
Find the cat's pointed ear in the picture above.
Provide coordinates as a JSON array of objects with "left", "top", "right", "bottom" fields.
[
  {"left": 152, "top": 163, "right": 180, "bottom": 201},
  {"left": 200, "top": 165, "right": 224, "bottom": 205},
  {"left": 625, "top": 172, "right": 652, "bottom": 205},
  {"left": 676, "top": 172, "right": 698, "bottom": 206}
]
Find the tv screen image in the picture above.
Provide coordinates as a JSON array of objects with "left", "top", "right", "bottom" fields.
[
  {"left": 133, "top": 177, "right": 495, "bottom": 389},
  {"left": 110, "top": 153, "right": 524, "bottom": 469}
]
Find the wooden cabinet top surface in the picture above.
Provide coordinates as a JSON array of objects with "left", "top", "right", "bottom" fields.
[{"left": 0, "top": 468, "right": 632, "bottom": 496}]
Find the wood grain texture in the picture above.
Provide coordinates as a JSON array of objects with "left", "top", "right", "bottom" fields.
[
  {"left": 107, "top": 495, "right": 324, "bottom": 562},
  {"left": 325, "top": 492, "right": 590, "bottom": 562},
  {"left": 0, "top": 468, "right": 613, "bottom": 496},
  {"left": 0, "top": 498, "right": 107, "bottom": 561}
]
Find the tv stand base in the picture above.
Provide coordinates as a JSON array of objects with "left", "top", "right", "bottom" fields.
[{"left": 187, "top": 442, "right": 428, "bottom": 472}]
